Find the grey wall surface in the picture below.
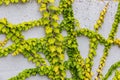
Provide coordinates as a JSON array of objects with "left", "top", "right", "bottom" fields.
[{"left": 0, "top": 0, "right": 119, "bottom": 80}]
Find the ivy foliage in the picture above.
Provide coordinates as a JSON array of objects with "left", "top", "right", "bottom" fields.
[{"left": 0, "top": 0, "right": 120, "bottom": 80}]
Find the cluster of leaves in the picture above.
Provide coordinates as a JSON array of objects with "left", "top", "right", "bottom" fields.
[
  {"left": 0, "top": 0, "right": 29, "bottom": 5},
  {"left": 0, "top": 0, "right": 120, "bottom": 80},
  {"left": 94, "top": 3, "right": 109, "bottom": 32},
  {"left": 113, "top": 69, "right": 120, "bottom": 80}
]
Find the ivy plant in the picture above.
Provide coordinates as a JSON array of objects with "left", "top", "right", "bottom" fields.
[{"left": 0, "top": 0, "right": 120, "bottom": 80}]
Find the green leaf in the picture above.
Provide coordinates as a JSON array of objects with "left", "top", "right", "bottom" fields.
[
  {"left": 49, "top": 0, "right": 54, "bottom": 3},
  {"left": 43, "top": 11, "right": 50, "bottom": 18},
  {"left": 40, "top": 3, "right": 46, "bottom": 11},
  {"left": 37, "top": 0, "right": 41, "bottom": 3},
  {"left": 11, "top": 36, "right": 17, "bottom": 41},
  {"left": 54, "top": 28, "right": 60, "bottom": 33},
  {"left": 45, "top": 26, "right": 52, "bottom": 34},
  {"left": 49, "top": 45, "right": 56, "bottom": 52},
  {"left": 49, "top": 5, "right": 59, "bottom": 11},
  {"left": 53, "top": 66, "right": 59, "bottom": 73},
  {"left": 48, "top": 38, "right": 55, "bottom": 44},
  {"left": 51, "top": 21, "right": 59, "bottom": 27},
  {"left": 4, "top": 0, "right": 10, "bottom": 5},
  {"left": 0, "top": 1, "right": 3, "bottom": 5},
  {"left": 28, "top": 57, "right": 33, "bottom": 61},
  {"left": 52, "top": 58, "right": 58, "bottom": 64},
  {"left": 56, "top": 47, "right": 62, "bottom": 53},
  {"left": 0, "top": 18, "right": 7, "bottom": 24},
  {"left": 56, "top": 34, "right": 64, "bottom": 42},
  {"left": 1, "top": 28, "right": 6, "bottom": 33},
  {"left": 22, "top": 0, "right": 28, "bottom": 3},
  {"left": 6, "top": 33, "right": 13, "bottom": 39},
  {"left": 52, "top": 14, "right": 59, "bottom": 20}
]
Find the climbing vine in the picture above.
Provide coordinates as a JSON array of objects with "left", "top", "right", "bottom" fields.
[{"left": 0, "top": 0, "right": 120, "bottom": 80}]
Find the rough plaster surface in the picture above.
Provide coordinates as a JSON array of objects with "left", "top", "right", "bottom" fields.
[{"left": 0, "top": 1, "right": 120, "bottom": 80}]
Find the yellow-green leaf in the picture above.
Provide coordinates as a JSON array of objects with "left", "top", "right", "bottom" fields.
[
  {"left": 49, "top": 45, "right": 56, "bottom": 52},
  {"left": 52, "top": 14, "right": 59, "bottom": 20},
  {"left": 48, "top": 38, "right": 55, "bottom": 44},
  {"left": 0, "top": 18, "right": 7, "bottom": 24},
  {"left": 56, "top": 47, "right": 62, "bottom": 53},
  {"left": 54, "top": 66, "right": 59, "bottom": 73},
  {"left": 45, "top": 26, "right": 52, "bottom": 34},
  {"left": 49, "top": 0, "right": 54, "bottom": 3},
  {"left": 37, "top": 0, "right": 41, "bottom": 3}
]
